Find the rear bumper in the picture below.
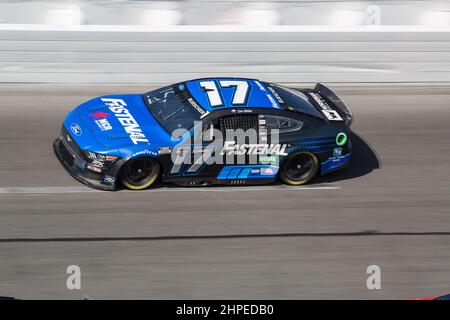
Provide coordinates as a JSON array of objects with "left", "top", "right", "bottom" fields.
[
  {"left": 319, "top": 138, "right": 352, "bottom": 175},
  {"left": 53, "top": 137, "right": 117, "bottom": 191}
]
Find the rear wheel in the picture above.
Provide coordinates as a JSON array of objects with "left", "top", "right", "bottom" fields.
[
  {"left": 120, "top": 157, "right": 160, "bottom": 190},
  {"left": 279, "top": 152, "right": 319, "bottom": 185}
]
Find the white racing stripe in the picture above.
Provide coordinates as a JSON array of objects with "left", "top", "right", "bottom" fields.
[
  {"left": 0, "top": 187, "right": 103, "bottom": 194},
  {"left": 0, "top": 185, "right": 340, "bottom": 194}
]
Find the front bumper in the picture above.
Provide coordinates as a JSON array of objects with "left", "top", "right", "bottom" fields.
[{"left": 53, "top": 136, "right": 118, "bottom": 191}]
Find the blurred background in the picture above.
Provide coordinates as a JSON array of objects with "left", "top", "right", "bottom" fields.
[
  {"left": 0, "top": 0, "right": 450, "bottom": 84},
  {"left": 1, "top": 0, "right": 450, "bottom": 27}
]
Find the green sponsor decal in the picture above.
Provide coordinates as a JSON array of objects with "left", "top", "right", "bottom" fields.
[{"left": 259, "top": 155, "right": 279, "bottom": 163}]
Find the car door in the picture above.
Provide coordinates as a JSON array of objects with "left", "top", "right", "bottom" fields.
[{"left": 177, "top": 112, "right": 260, "bottom": 181}]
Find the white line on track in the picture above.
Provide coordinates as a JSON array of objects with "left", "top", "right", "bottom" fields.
[{"left": 0, "top": 185, "right": 340, "bottom": 194}]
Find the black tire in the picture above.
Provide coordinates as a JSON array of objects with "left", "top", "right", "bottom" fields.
[
  {"left": 120, "top": 157, "right": 161, "bottom": 190},
  {"left": 279, "top": 151, "right": 319, "bottom": 185}
]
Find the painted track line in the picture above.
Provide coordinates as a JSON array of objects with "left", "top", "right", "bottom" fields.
[{"left": 0, "top": 185, "right": 340, "bottom": 194}]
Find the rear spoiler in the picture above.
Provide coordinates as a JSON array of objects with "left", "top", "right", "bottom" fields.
[{"left": 314, "top": 83, "right": 353, "bottom": 125}]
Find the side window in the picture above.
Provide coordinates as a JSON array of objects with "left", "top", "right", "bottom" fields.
[
  {"left": 219, "top": 114, "right": 258, "bottom": 141},
  {"left": 266, "top": 115, "right": 303, "bottom": 134}
]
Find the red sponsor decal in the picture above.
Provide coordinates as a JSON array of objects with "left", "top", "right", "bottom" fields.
[{"left": 89, "top": 111, "right": 109, "bottom": 119}]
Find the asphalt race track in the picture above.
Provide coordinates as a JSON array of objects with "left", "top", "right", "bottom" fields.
[{"left": 0, "top": 84, "right": 449, "bottom": 299}]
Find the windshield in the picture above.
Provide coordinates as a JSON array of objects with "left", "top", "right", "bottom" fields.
[
  {"left": 265, "top": 83, "right": 324, "bottom": 119},
  {"left": 143, "top": 85, "right": 202, "bottom": 134}
]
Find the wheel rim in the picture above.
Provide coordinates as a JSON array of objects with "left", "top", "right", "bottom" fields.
[
  {"left": 284, "top": 153, "right": 316, "bottom": 182},
  {"left": 124, "top": 158, "right": 158, "bottom": 186}
]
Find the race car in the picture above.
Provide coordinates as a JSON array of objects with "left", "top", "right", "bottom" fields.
[{"left": 53, "top": 77, "right": 353, "bottom": 191}]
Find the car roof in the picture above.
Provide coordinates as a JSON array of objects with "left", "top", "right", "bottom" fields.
[{"left": 184, "top": 77, "right": 283, "bottom": 112}]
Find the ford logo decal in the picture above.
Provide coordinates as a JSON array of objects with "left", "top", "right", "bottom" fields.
[{"left": 70, "top": 123, "right": 82, "bottom": 136}]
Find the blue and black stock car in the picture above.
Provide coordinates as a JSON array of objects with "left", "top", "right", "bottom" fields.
[{"left": 54, "top": 78, "right": 353, "bottom": 190}]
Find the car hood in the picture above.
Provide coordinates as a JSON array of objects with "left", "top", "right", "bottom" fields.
[{"left": 63, "top": 94, "right": 173, "bottom": 156}]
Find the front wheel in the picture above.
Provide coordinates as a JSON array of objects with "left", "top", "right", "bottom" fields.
[
  {"left": 120, "top": 157, "right": 161, "bottom": 190},
  {"left": 279, "top": 152, "right": 319, "bottom": 186}
]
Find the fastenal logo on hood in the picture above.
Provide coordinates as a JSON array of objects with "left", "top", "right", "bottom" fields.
[{"left": 101, "top": 98, "right": 149, "bottom": 144}]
